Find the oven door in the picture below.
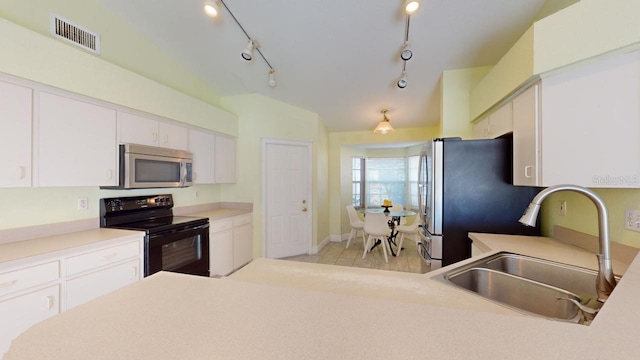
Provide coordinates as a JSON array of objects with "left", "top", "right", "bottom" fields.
[{"left": 146, "top": 223, "right": 209, "bottom": 277}]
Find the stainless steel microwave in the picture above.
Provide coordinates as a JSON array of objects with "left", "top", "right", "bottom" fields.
[{"left": 102, "top": 144, "right": 193, "bottom": 189}]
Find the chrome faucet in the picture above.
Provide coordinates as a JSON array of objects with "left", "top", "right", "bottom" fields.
[{"left": 519, "top": 184, "right": 617, "bottom": 302}]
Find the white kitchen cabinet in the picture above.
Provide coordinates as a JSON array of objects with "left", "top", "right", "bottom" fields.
[
  {"left": 188, "top": 129, "right": 216, "bottom": 184},
  {"left": 473, "top": 102, "right": 513, "bottom": 140},
  {"left": 209, "top": 213, "right": 252, "bottom": 276},
  {"left": 118, "top": 111, "right": 188, "bottom": 150},
  {"left": 232, "top": 214, "right": 253, "bottom": 270},
  {"left": 512, "top": 84, "right": 540, "bottom": 186},
  {"left": 0, "top": 80, "right": 32, "bottom": 188},
  {"left": 0, "top": 233, "right": 143, "bottom": 355},
  {"left": 37, "top": 92, "right": 117, "bottom": 187},
  {"left": 214, "top": 135, "right": 237, "bottom": 183},
  {"left": 64, "top": 239, "right": 142, "bottom": 310},
  {"left": 512, "top": 49, "right": 640, "bottom": 187},
  {"left": 0, "top": 285, "right": 60, "bottom": 357},
  {"left": 0, "top": 260, "right": 61, "bottom": 357}
]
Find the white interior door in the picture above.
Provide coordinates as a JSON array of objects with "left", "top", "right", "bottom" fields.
[{"left": 263, "top": 139, "right": 311, "bottom": 259}]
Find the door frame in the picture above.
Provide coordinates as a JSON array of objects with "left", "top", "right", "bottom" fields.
[{"left": 261, "top": 138, "right": 313, "bottom": 257}]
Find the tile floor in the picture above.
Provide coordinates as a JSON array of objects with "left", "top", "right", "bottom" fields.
[{"left": 282, "top": 236, "right": 430, "bottom": 274}]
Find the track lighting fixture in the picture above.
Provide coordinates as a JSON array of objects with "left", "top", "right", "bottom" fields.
[
  {"left": 241, "top": 40, "right": 257, "bottom": 61},
  {"left": 205, "top": 0, "right": 278, "bottom": 87},
  {"left": 404, "top": 0, "right": 420, "bottom": 14},
  {"left": 203, "top": 0, "right": 219, "bottom": 17},
  {"left": 268, "top": 69, "right": 277, "bottom": 88},
  {"left": 400, "top": 42, "right": 412, "bottom": 61},
  {"left": 374, "top": 110, "right": 395, "bottom": 135},
  {"left": 397, "top": 71, "right": 408, "bottom": 89}
]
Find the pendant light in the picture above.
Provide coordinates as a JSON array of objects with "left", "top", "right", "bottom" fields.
[
  {"left": 203, "top": 0, "right": 219, "bottom": 17},
  {"left": 404, "top": 0, "right": 420, "bottom": 14},
  {"left": 374, "top": 109, "right": 395, "bottom": 135}
]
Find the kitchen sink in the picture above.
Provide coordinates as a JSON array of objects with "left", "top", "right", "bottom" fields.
[{"left": 436, "top": 252, "right": 619, "bottom": 324}]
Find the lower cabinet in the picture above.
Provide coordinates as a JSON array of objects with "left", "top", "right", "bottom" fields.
[
  {"left": 0, "top": 234, "right": 143, "bottom": 357},
  {"left": 0, "top": 284, "right": 60, "bottom": 356},
  {"left": 210, "top": 213, "right": 253, "bottom": 276},
  {"left": 66, "top": 259, "right": 140, "bottom": 310}
]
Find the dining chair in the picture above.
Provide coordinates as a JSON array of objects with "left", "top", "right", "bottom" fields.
[
  {"left": 363, "top": 212, "right": 391, "bottom": 263},
  {"left": 345, "top": 205, "right": 366, "bottom": 249},
  {"left": 389, "top": 204, "right": 405, "bottom": 224},
  {"left": 395, "top": 215, "right": 419, "bottom": 256}
]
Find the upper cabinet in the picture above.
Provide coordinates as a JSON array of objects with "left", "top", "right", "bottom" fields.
[
  {"left": 473, "top": 102, "right": 513, "bottom": 139},
  {"left": 37, "top": 92, "right": 118, "bottom": 187},
  {"left": 215, "top": 135, "right": 237, "bottom": 184},
  {"left": 512, "top": 49, "right": 640, "bottom": 188},
  {"left": 188, "top": 129, "right": 216, "bottom": 184},
  {"left": 118, "top": 112, "right": 188, "bottom": 151},
  {"left": 0, "top": 80, "right": 32, "bottom": 188}
]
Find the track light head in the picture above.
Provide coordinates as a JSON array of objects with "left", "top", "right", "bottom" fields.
[
  {"left": 241, "top": 40, "right": 256, "bottom": 61},
  {"left": 400, "top": 42, "right": 412, "bottom": 61},
  {"left": 268, "top": 69, "right": 277, "bottom": 88},
  {"left": 203, "top": 0, "right": 219, "bottom": 17},
  {"left": 397, "top": 72, "right": 408, "bottom": 89},
  {"left": 404, "top": 0, "right": 420, "bottom": 14}
]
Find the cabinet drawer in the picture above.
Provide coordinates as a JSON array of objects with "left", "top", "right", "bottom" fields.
[
  {"left": 66, "top": 259, "right": 140, "bottom": 310},
  {"left": 210, "top": 218, "right": 233, "bottom": 233},
  {"left": 0, "top": 261, "right": 59, "bottom": 298},
  {"left": 233, "top": 214, "right": 252, "bottom": 227},
  {"left": 0, "top": 285, "right": 60, "bottom": 356},
  {"left": 66, "top": 241, "right": 140, "bottom": 276}
]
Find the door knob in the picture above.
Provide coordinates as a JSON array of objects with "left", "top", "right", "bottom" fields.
[{"left": 302, "top": 207, "right": 307, "bottom": 212}]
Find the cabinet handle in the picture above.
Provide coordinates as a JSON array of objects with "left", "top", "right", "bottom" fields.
[
  {"left": 43, "top": 296, "right": 55, "bottom": 310},
  {"left": 101, "top": 253, "right": 118, "bottom": 260},
  {"left": 524, "top": 166, "right": 533, "bottom": 179},
  {"left": 0, "top": 280, "right": 17, "bottom": 288},
  {"left": 17, "top": 166, "right": 25, "bottom": 180},
  {"left": 131, "top": 267, "right": 138, "bottom": 278},
  {"left": 152, "top": 132, "right": 158, "bottom": 143},
  {"left": 106, "top": 169, "right": 113, "bottom": 180},
  {"left": 163, "top": 135, "right": 169, "bottom": 144}
]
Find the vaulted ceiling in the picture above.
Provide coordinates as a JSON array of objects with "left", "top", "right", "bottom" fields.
[{"left": 97, "top": 0, "right": 560, "bottom": 132}]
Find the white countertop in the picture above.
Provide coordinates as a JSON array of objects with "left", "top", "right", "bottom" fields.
[{"left": 5, "top": 233, "right": 640, "bottom": 359}]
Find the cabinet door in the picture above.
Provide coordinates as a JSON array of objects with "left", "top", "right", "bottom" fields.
[
  {"left": 473, "top": 117, "right": 490, "bottom": 139},
  {"left": 488, "top": 102, "right": 513, "bottom": 138},
  {"left": 65, "top": 259, "right": 140, "bottom": 310},
  {"left": 214, "top": 135, "right": 237, "bottom": 183},
  {"left": 233, "top": 223, "right": 253, "bottom": 269},
  {"left": 189, "top": 129, "right": 216, "bottom": 184},
  {"left": 118, "top": 112, "right": 159, "bottom": 146},
  {"left": 541, "top": 51, "right": 640, "bottom": 187},
  {"left": 0, "top": 81, "right": 32, "bottom": 188},
  {"left": 159, "top": 122, "right": 188, "bottom": 150},
  {"left": 512, "top": 84, "right": 540, "bottom": 186},
  {"left": 210, "top": 228, "right": 233, "bottom": 276},
  {"left": 0, "top": 285, "right": 60, "bottom": 356},
  {"left": 38, "top": 92, "right": 117, "bottom": 186}
]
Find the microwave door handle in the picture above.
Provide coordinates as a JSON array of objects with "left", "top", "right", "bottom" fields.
[{"left": 180, "top": 161, "right": 187, "bottom": 186}]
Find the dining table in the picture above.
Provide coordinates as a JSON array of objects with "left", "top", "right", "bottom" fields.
[{"left": 361, "top": 208, "right": 417, "bottom": 256}]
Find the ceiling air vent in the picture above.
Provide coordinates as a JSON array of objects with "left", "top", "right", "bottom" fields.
[{"left": 50, "top": 14, "right": 101, "bottom": 54}]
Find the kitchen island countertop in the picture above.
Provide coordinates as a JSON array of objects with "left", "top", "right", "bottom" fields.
[{"left": 5, "top": 233, "right": 640, "bottom": 359}]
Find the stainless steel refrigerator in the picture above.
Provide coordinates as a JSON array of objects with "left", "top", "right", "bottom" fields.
[{"left": 417, "top": 137, "right": 540, "bottom": 269}]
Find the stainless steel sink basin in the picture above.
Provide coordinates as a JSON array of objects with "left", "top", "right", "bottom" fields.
[
  {"left": 437, "top": 252, "right": 619, "bottom": 324},
  {"left": 447, "top": 268, "right": 581, "bottom": 321}
]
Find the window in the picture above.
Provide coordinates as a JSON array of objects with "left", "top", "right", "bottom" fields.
[
  {"left": 366, "top": 157, "right": 406, "bottom": 207},
  {"left": 351, "top": 157, "right": 365, "bottom": 208},
  {"left": 408, "top": 155, "right": 419, "bottom": 210}
]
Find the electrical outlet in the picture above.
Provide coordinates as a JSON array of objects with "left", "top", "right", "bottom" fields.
[
  {"left": 625, "top": 210, "right": 640, "bottom": 232},
  {"left": 558, "top": 200, "right": 567, "bottom": 216},
  {"left": 77, "top": 197, "right": 88, "bottom": 211}
]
